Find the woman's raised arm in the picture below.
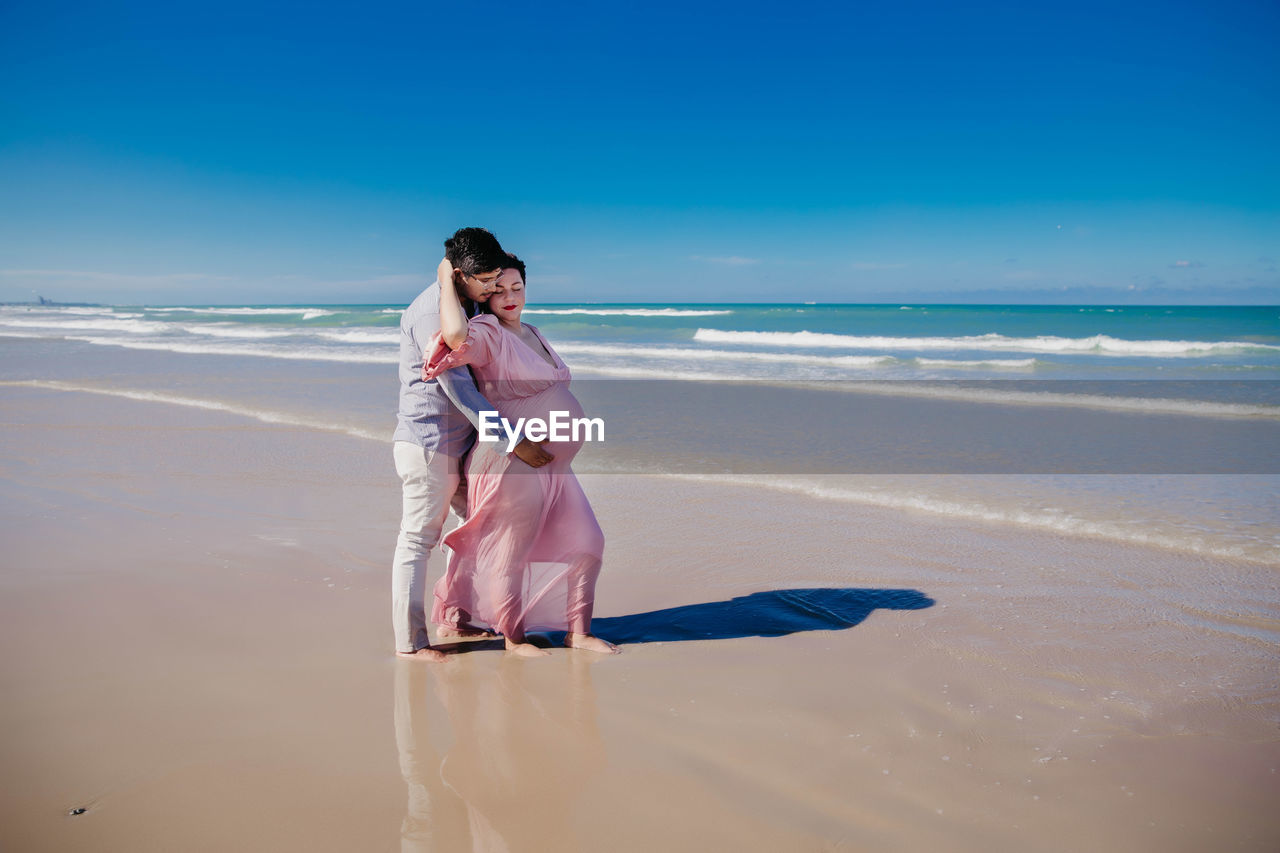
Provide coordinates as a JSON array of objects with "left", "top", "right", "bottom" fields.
[{"left": 436, "top": 257, "right": 469, "bottom": 350}]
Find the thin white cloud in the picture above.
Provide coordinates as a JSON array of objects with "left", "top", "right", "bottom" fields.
[
  {"left": 1170, "top": 260, "right": 1204, "bottom": 269},
  {"left": 312, "top": 273, "right": 424, "bottom": 288},
  {"left": 522, "top": 273, "right": 574, "bottom": 285},
  {"left": 851, "top": 261, "right": 907, "bottom": 270},
  {"left": 0, "top": 269, "right": 230, "bottom": 283},
  {"left": 690, "top": 255, "right": 761, "bottom": 266}
]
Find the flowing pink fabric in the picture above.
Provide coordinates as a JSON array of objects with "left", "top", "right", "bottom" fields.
[{"left": 423, "top": 314, "right": 604, "bottom": 636}]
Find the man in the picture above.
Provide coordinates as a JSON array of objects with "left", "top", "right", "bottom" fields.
[{"left": 392, "top": 227, "right": 553, "bottom": 660}]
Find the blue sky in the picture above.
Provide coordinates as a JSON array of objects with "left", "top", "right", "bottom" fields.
[{"left": 1, "top": 0, "right": 1277, "bottom": 304}]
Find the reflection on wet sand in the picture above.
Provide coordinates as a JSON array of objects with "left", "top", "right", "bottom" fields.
[{"left": 394, "top": 652, "right": 604, "bottom": 852}]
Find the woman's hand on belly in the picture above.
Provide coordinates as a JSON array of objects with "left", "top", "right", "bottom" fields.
[{"left": 511, "top": 438, "right": 555, "bottom": 468}]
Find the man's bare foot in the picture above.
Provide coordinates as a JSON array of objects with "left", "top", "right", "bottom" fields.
[
  {"left": 564, "top": 633, "right": 620, "bottom": 654},
  {"left": 437, "top": 624, "right": 496, "bottom": 639},
  {"left": 396, "top": 647, "right": 449, "bottom": 662},
  {"left": 505, "top": 638, "right": 551, "bottom": 658}
]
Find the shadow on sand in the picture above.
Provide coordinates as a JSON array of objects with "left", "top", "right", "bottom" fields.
[
  {"left": 589, "top": 587, "right": 934, "bottom": 645},
  {"left": 432, "top": 588, "right": 934, "bottom": 654}
]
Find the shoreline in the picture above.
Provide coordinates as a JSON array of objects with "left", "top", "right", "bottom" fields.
[
  {"left": 5, "top": 354, "right": 1278, "bottom": 565},
  {"left": 1, "top": 385, "right": 1277, "bottom": 850}
]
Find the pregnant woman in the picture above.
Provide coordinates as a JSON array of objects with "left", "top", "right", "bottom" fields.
[{"left": 425, "top": 255, "right": 618, "bottom": 657}]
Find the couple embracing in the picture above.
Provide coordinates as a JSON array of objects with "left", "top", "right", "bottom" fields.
[{"left": 390, "top": 227, "right": 617, "bottom": 660}]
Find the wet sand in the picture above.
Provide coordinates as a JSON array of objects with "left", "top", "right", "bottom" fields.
[{"left": 1, "top": 385, "right": 1278, "bottom": 852}]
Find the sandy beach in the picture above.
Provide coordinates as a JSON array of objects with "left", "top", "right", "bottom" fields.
[
  {"left": 2, "top": 376, "right": 1278, "bottom": 852},
  {"left": 5, "top": 0, "right": 1278, "bottom": 845}
]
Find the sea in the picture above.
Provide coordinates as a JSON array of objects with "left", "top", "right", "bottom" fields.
[
  {"left": 1, "top": 301, "right": 1277, "bottom": 564},
  {"left": 1, "top": 302, "right": 1277, "bottom": 381}
]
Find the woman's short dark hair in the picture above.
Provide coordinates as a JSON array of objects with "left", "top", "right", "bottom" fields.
[{"left": 503, "top": 251, "right": 526, "bottom": 283}]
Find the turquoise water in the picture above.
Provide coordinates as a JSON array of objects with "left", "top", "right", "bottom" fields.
[{"left": 1, "top": 303, "right": 1277, "bottom": 383}]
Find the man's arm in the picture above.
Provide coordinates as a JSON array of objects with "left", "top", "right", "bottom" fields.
[
  {"left": 434, "top": 363, "right": 493, "bottom": 435},
  {"left": 435, "top": 367, "right": 554, "bottom": 467},
  {"left": 431, "top": 338, "right": 555, "bottom": 469}
]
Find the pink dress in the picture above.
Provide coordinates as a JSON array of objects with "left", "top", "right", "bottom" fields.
[{"left": 423, "top": 314, "right": 604, "bottom": 637}]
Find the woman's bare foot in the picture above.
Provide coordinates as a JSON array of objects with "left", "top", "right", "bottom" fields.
[
  {"left": 564, "top": 633, "right": 620, "bottom": 654},
  {"left": 505, "top": 638, "right": 551, "bottom": 658},
  {"left": 396, "top": 647, "right": 449, "bottom": 662},
  {"left": 437, "top": 624, "right": 496, "bottom": 639}
]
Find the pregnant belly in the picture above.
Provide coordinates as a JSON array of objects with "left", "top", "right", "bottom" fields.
[{"left": 489, "top": 386, "right": 593, "bottom": 461}]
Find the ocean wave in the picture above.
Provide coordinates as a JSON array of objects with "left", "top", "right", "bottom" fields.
[
  {"left": 0, "top": 306, "right": 131, "bottom": 318},
  {"left": 64, "top": 335, "right": 395, "bottom": 364},
  {"left": 570, "top": 364, "right": 738, "bottom": 381},
  {"left": 316, "top": 329, "right": 400, "bottom": 344},
  {"left": 664, "top": 474, "right": 1280, "bottom": 565},
  {"left": 914, "top": 358, "right": 1039, "bottom": 370},
  {"left": 19, "top": 330, "right": 1276, "bottom": 418},
  {"left": 0, "top": 380, "right": 384, "bottom": 441},
  {"left": 146, "top": 307, "right": 336, "bottom": 320},
  {"left": 567, "top": 366, "right": 1279, "bottom": 418},
  {"left": 798, "top": 381, "right": 1280, "bottom": 419},
  {"left": 693, "top": 328, "right": 1280, "bottom": 356},
  {"left": 0, "top": 317, "right": 170, "bottom": 334},
  {"left": 553, "top": 342, "right": 895, "bottom": 368},
  {"left": 182, "top": 324, "right": 296, "bottom": 339},
  {"left": 525, "top": 308, "right": 733, "bottom": 317},
  {"left": 35, "top": 306, "right": 119, "bottom": 316}
]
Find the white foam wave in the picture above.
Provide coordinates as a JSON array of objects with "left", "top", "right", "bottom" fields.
[
  {"left": 525, "top": 308, "right": 733, "bottom": 317},
  {"left": 39, "top": 306, "right": 118, "bottom": 316},
  {"left": 0, "top": 306, "right": 130, "bottom": 318},
  {"left": 914, "top": 358, "right": 1039, "bottom": 370},
  {"left": 693, "top": 328, "right": 1280, "bottom": 357},
  {"left": 0, "top": 317, "right": 169, "bottom": 334},
  {"left": 553, "top": 342, "right": 894, "bottom": 368},
  {"left": 182, "top": 324, "right": 295, "bottom": 339},
  {"left": 65, "top": 336, "right": 395, "bottom": 364},
  {"left": 316, "top": 329, "right": 400, "bottom": 344},
  {"left": 0, "top": 380, "right": 384, "bottom": 440},
  {"left": 380, "top": 308, "right": 405, "bottom": 314},
  {"left": 666, "top": 474, "right": 1280, "bottom": 565},
  {"left": 570, "top": 364, "right": 731, "bottom": 381},
  {"left": 147, "top": 307, "right": 336, "bottom": 320}
]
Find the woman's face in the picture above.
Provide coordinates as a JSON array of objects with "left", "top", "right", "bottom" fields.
[{"left": 487, "top": 269, "right": 526, "bottom": 322}]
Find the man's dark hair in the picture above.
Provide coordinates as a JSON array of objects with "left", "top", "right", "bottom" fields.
[{"left": 443, "top": 227, "right": 508, "bottom": 275}]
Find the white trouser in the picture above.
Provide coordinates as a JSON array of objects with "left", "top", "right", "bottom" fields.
[{"left": 391, "top": 441, "right": 463, "bottom": 653}]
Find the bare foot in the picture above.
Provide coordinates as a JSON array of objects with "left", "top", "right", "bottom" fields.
[
  {"left": 564, "top": 633, "right": 620, "bottom": 654},
  {"left": 396, "top": 647, "right": 449, "bottom": 662},
  {"left": 437, "top": 624, "right": 496, "bottom": 639},
  {"left": 505, "top": 638, "right": 551, "bottom": 658}
]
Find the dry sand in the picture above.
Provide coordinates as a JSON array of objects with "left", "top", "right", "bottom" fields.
[{"left": 1, "top": 385, "right": 1277, "bottom": 852}]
